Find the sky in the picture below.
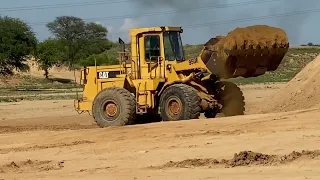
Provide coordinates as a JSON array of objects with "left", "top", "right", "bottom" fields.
[{"left": 1, "top": 0, "right": 320, "bottom": 45}]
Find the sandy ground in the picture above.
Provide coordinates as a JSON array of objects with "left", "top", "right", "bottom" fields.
[{"left": 2, "top": 82, "right": 320, "bottom": 179}]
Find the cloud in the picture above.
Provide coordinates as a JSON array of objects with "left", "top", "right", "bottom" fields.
[
  {"left": 95, "top": 18, "right": 142, "bottom": 42},
  {"left": 106, "top": 26, "right": 114, "bottom": 33},
  {"left": 119, "top": 18, "right": 142, "bottom": 32},
  {"left": 117, "top": 18, "right": 142, "bottom": 42}
]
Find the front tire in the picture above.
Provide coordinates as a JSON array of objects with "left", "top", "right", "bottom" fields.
[
  {"left": 160, "top": 84, "right": 201, "bottom": 121},
  {"left": 92, "top": 87, "right": 136, "bottom": 127},
  {"left": 216, "top": 81, "right": 245, "bottom": 116}
]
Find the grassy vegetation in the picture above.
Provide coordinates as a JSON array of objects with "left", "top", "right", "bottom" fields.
[
  {"left": 0, "top": 75, "right": 82, "bottom": 102},
  {"left": 0, "top": 46, "right": 319, "bottom": 102},
  {"left": 0, "top": 75, "right": 80, "bottom": 90}
]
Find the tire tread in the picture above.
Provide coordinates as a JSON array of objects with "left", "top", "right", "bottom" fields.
[
  {"left": 92, "top": 87, "right": 136, "bottom": 127},
  {"left": 160, "top": 84, "right": 201, "bottom": 120}
]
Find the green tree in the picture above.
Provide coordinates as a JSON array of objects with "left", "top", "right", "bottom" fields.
[
  {"left": 78, "top": 51, "right": 118, "bottom": 67},
  {"left": 35, "top": 38, "right": 65, "bottom": 78},
  {"left": 0, "top": 16, "right": 37, "bottom": 75},
  {"left": 46, "top": 16, "right": 113, "bottom": 69},
  {"left": 307, "top": 42, "right": 314, "bottom": 46}
]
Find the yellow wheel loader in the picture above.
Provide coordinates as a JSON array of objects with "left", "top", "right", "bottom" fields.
[{"left": 74, "top": 25, "right": 289, "bottom": 127}]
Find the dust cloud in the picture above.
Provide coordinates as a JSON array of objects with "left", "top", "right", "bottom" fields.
[
  {"left": 130, "top": 0, "right": 318, "bottom": 45},
  {"left": 130, "top": 0, "right": 226, "bottom": 26}
]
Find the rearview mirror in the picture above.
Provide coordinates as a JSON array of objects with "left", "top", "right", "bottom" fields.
[{"left": 118, "top": 38, "right": 125, "bottom": 52}]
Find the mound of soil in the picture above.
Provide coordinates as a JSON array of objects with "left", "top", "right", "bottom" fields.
[
  {"left": 227, "top": 151, "right": 276, "bottom": 167},
  {"left": 279, "top": 150, "right": 320, "bottom": 163},
  {"left": 202, "top": 25, "right": 289, "bottom": 79},
  {"left": 151, "top": 150, "right": 320, "bottom": 169},
  {"left": 0, "top": 159, "right": 64, "bottom": 173},
  {"left": 216, "top": 25, "right": 289, "bottom": 50},
  {"left": 256, "top": 54, "right": 320, "bottom": 113}
]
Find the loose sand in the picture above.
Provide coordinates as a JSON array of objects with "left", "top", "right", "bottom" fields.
[{"left": 255, "top": 54, "right": 320, "bottom": 113}]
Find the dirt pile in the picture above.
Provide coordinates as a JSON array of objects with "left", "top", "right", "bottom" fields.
[
  {"left": 228, "top": 151, "right": 276, "bottom": 167},
  {"left": 0, "top": 159, "right": 64, "bottom": 173},
  {"left": 279, "top": 150, "right": 320, "bottom": 163},
  {"left": 151, "top": 150, "right": 320, "bottom": 169},
  {"left": 256, "top": 54, "right": 320, "bottom": 113},
  {"left": 216, "top": 25, "right": 289, "bottom": 50},
  {"left": 202, "top": 25, "right": 289, "bottom": 79}
]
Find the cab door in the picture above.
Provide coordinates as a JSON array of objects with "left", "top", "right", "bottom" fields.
[{"left": 139, "top": 33, "right": 165, "bottom": 79}]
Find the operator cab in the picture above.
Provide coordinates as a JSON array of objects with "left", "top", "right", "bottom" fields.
[
  {"left": 129, "top": 26, "right": 185, "bottom": 63},
  {"left": 118, "top": 26, "right": 186, "bottom": 79}
]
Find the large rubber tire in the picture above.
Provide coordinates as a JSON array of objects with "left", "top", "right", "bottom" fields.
[
  {"left": 92, "top": 87, "right": 136, "bottom": 127},
  {"left": 216, "top": 81, "right": 245, "bottom": 116},
  {"left": 159, "top": 84, "right": 201, "bottom": 121}
]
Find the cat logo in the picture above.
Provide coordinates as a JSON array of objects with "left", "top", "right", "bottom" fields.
[
  {"left": 98, "top": 71, "right": 110, "bottom": 79},
  {"left": 97, "top": 71, "right": 121, "bottom": 79}
]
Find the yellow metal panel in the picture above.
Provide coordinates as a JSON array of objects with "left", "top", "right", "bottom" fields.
[
  {"left": 130, "top": 32, "right": 138, "bottom": 79},
  {"left": 75, "top": 100, "right": 92, "bottom": 111},
  {"left": 165, "top": 26, "right": 183, "bottom": 31},
  {"left": 99, "top": 78, "right": 125, "bottom": 90},
  {"left": 81, "top": 67, "right": 98, "bottom": 102},
  {"left": 81, "top": 65, "right": 128, "bottom": 102},
  {"left": 165, "top": 66, "right": 180, "bottom": 82},
  {"left": 131, "top": 79, "right": 163, "bottom": 91},
  {"left": 131, "top": 79, "right": 163, "bottom": 109},
  {"left": 173, "top": 57, "right": 208, "bottom": 71},
  {"left": 85, "top": 64, "right": 131, "bottom": 72}
]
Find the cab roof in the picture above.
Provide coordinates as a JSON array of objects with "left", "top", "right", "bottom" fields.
[{"left": 129, "top": 26, "right": 183, "bottom": 37}]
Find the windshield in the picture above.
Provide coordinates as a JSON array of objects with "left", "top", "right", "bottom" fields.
[{"left": 163, "top": 31, "right": 185, "bottom": 61}]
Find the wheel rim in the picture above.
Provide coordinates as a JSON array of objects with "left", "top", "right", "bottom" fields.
[
  {"left": 166, "top": 96, "right": 182, "bottom": 119},
  {"left": 105, "top": 102, "right": 117, "bottom": 117},
  {"left": 102, "top": 100, "right": 119, "bottom": 121}
]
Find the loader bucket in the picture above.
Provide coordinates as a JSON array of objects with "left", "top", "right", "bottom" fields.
[{"left": 201, "top": 25, "right": 289, "bottom": 79}]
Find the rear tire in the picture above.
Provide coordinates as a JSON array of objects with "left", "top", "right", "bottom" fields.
[
  {"left": 216, "top": 81, "right": 245, "bottom": 116},
  {"left": 92, "top": 87, "right": 136, "bottom": 127},
  {"left": 160, "top": 84, "right": 201, "bottom": 121}
]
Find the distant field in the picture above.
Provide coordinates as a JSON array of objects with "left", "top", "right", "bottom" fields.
[
  {"left": 0, "top": 46, "right": 319, "bottom": 102},
  {"left": 0, "top": 75, "right": 81, "bottom": 102},
  {"left": 231, "top": 47, "right": 320, "bottom": 85}
]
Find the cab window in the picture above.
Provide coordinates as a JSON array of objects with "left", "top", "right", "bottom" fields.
[{"left": 145, "top": 35, "right": 160, "bottom": 61}]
